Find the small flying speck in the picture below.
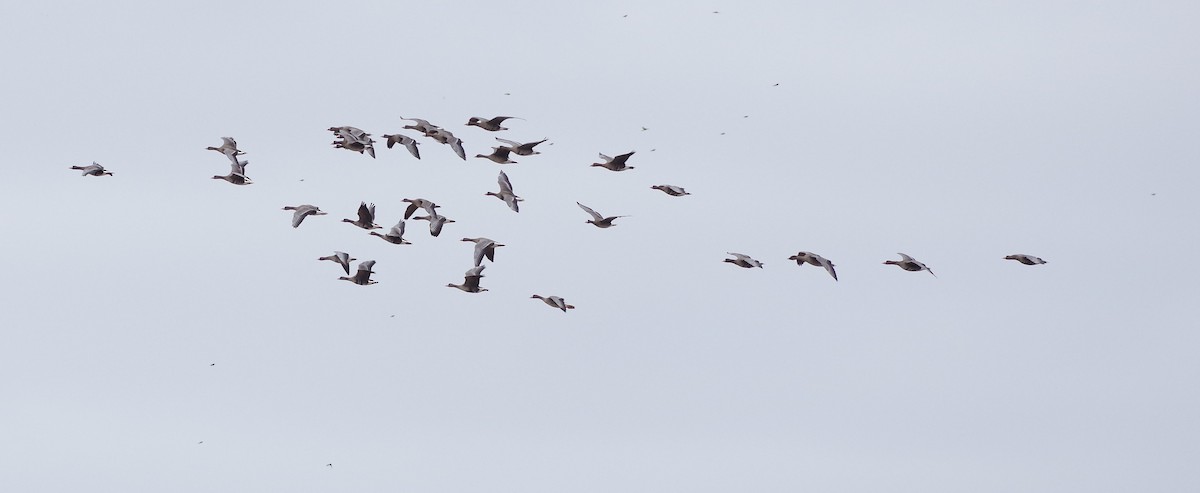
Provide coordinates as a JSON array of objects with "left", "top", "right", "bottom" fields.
[
  {"left": 209, "top": 363, "right": 215, "bottom": 366},
  {"left": 743, "top": 115, "right": 749, "bottom": 118},
  {"left": 623, "top": 14, "right": 628, "bottom": 18},
  {"left": 720, "top": 132, "right": 726, "bottom": 135},
  {"left": 650, "top": 149, "right": 656, "bottom": 152},
  {"left": 326, "top": 463, "right": 334, "bottom": 468},
  {"left": 504, "top": 92, "right": 511, "bottom": 96},
  {"left": 641, "top": 126, "right": 648, "bottom": 131},
  {"left": 773, "top": 83, "right": 780, "bottom": 86},
  {"left": 197, "top": 441, "right": 204, "bottom": 444}
]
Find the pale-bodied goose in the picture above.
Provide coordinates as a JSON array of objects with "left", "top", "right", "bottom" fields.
[
  {"left": 330, "top": 126, "right": 376, "bottom": 158},
  {"left": 206, "top": 137, "right": 245, "bottom": 162},
  {"left": 576, "top": 202, "right": 628, "bottom": 228},
  {"left": 402, "top": 198, "right": 440, "bottom": 219},
  {"left": 461, "top": 237, "right": 504, "bottom": 267},
  {"left": 531, "top": 295, "right": 575, "bottom": 312},
  {"left": 447, "top": 265, "right": 487, "bottom": 293},
  {"left": 342, "top": 202, "right": 381, "bottom": 230},
  {"left": 282, "top": 204, "right": 327, "bottom": 228},
  {"left": 591, "top": 151, "right": 636, "bottom": 171},
  {"left": 1005, "top": 254, "right": 1047, "bottom": 265},
  {"left": 884, "top": 253, "right": 936, "bottom": 277},
  {"left": 71, "top": 162, "right": 113, "bottom": 176},
  {"left": 788, "top": 251, "right": 837, "bottom": 280},
  {"left": 650, "top": 185, "right": 689, "bottom": 196},
  {"left": 370, "top": 221, "right": 412, "bottom": 245},
  {"left": 401, "top": 117, "right": 440, "bottom": 137},
  {"left": 495, "top": 137, "right": 548, "bottom": 156},
  {"left": 475, "top": 146, "right": 517, "bottom": 164},
  {"left": 382, "top": 134, "right": 420, "bottom": 159},
  {"left": 485, "top": 170, "right": 522, "bottom": 212},
  {"left": 725, "top": 252, "right": 764, "bottom": 268},
  {"left": 318, "top": 251, "right": 357, "bottom": 275},
  {"left": 212, "top": 159, "right": 251, "bottom": 185},
  {"left": 466, "top": 116, "right": 520, "bottom": 131},
  {"left": 412, "top": 212, "right": 456, "bottom": 237},
  {"left": 339, "top": 260, "right": 378, "bottom": 285}
]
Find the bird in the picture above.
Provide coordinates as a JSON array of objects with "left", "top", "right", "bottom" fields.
[
  {"left": 342, "top": 202, "right": 381, "bottom": 230},
  {"left": 531, "top": 295, "right": 575, "bottom": 312},
  {"left": 382, "top": 134, "right": 420, "bottom": 159},
  {"left": 591, "top": 151, "right": 635, "bottom": 171},
  {"left": 428, "top": 128, "right": 466, "bottom": 160},
  {"left": 401, "top": 117, "right": 440, "bottom": 136},
  {"left": 725, "top": 252, "right": 764, "bottom": 268},
  {"left": 282, "top": 204, "right": 326, "bottom": 228},
  {"left": 494, "top": 137, "right": 548, "bottom": 156},
  {"left": 402, "top": 198, "right": 440, "bottom": 220},
  {"left": 70, "top": 162, "right": 113, "bottom": 176},
  {"left": 206, "top": 137, "right": 245, "bottom": 163},
  {"left": 576, "top": 202, "right": 628, "bottom": 228},
  {"left": 318, "top": 251, "right": 357, "bottom": 275},
  {"left": 1005, "top": 254, "right": 1047, "bottom": 265},
  {"left": 338, "top": 260, "right": 378, "bottom": 285},
  {"left": 412, "top": 212, "right": 456, "bottom": 237},
  {"left": 475, "top": 146, "right": 517, "bottom": 164},
  {"left": 329, "top": 126, "right": 376, "bottom": 158},
  {"left": 884, "top": 253, "right": 936, "bottom": 277},
  {"left": 447, "top": 265, "right": 487, "bottom": 293},
  {"left": 466, "top": 116, "right": 519, "bottom": 131},
  {"left": 461, "top": 237, "right": 504, "bottom": 267},
  {"left": 212, "top": 159, "right": 251, "bottom": 185},
  {"left": 788, "top": 252, "right": 837, "bottom": 280},
  {"left": 369, "top": 221, "right": 412, "bottom": 245},
  {"left": 486, "top": 170, "right": 522, "bottom": 212},
  {"left": 650, "top": 185, "right": 690, "bottom": 196}
]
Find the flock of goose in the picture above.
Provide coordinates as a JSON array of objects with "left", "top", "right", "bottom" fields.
[{"left": 70, "top": 115, "right": 1048, "bottom": 313}]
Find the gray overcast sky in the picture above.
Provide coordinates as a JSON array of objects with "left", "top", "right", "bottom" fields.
[{"left": 2, "top": 1, "right": 1199, "bottom": 491}]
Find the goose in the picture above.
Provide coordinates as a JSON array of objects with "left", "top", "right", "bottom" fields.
[
  {"left": 330, "top": 126, "right": 376, "bottom": 158},
  {"left": 402, "top": 198, "right": 440, "bottom": 219},
  {"left": 725, "top": 252, "right": 764, "bottom": 268},
  {"left": 212, "top": 159, "right": 251, "bottom": 185},
  {"left": 328, "top": 126, "right": 370, "bottom": 141},
  {"left": 382, "top": 134, "right": 420, "bottom": 159},
  {"left": 461, "top": 237, "right": 504, "bottom": 267},
  {"left": 412, "top": 212, "right": 456, "bottom": 237},
  {"left": 342, "top": 202, "right": 381, "bottom": 230},
  {"left": 650, "top": 185, "right": 689, "bottom": 196},
  {"left": 206, "top": 137, "right": 245, "bottom": 162},
  {"left": 447, "top": 265, "right": 487, "bottom": 293},
  {"left": 428, "top": 128, "right": 466, "bottom": 160},
  {"left": 369, "top": 221, "right": 412, "bottom": 245},
  {"left": 788, "top": 251, "right": 837, "bottom": 280},
  {"left": 318, "top": 251, "right": 357, "bottom": 275},
  {"left": 332, "top": 138, "right": 376, "bottom": 159},
  {"left": 466, "top": 116, "right": 519, "bottom": 131},
  {"left": 282, "top": 204, "right": 327, "bottom": 228},
  {"left": 71, "top": 162, "right": 113, "bottom": 176},
  {"left": 338, "top": 260, "right": 378, "bottom": 285},
  {"left": 495, "top": 137, "right": 548, "bottom": 156},
  {"left": 1005, "top": 254, "right": 1047, "bottom": 265},
  {"left": 475, "top": 146, "right": 517, "bottom": 164},
  {"left": 531, "top": 295, "right": 575, "bottom": 312},
  {"left": 884, "top": 253, "right": 936, "bottom": 277},
  {"left": 485, "top": 170, "right": 522, "bottom": 212},
  {"left": 576, "top": 202, "right": 628, "bottom": 228},
  {"left": 591, "top": 151, "right": 635, "bottom": 171},
  {"left": 401, "top": 117, "right": 440, "bottom": 136}
]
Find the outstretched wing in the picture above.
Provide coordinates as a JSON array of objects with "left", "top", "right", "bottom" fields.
[
  {"left": 497, "top": 171, "right": 514, "bottom": 194},
  {"left": 576, "top": 202, "right": 603, "bottom": 221}
]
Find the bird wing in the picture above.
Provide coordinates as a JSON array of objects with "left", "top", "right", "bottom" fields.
[
  {"left": 404, "top": 201, "right": 420, "bottom": 220},
  {"left": 404, "top": 139, "right": 420, "bottom": 159},
  {"left": 611, "top": 151, "right": 635, "bottom": 166},
  {"left": 495, "top": 137, "right": 520, "bottom": 147},
  {"left": 449, "top": 137, "right": 466, "bottom": 160},
  {"left": 819, "top": 256, "right": 838, "bottom": 281},
  {"left": 389, "top": 221, "right": 405, "bottom": 238},
  {"left": 497, "top": 171, "right": 514, "bottom": 194},
  {"left": 597, "top": 153, "right": 612, "bottom": 163},
  {"left": 504, "top": 193, "right": 520, "bottom": 213},
  {"left": 898, "top": 253, "right": 915, "bottom": 262},
  {"left": 576, "top": 202, "right": 604, "bottom": 221}
]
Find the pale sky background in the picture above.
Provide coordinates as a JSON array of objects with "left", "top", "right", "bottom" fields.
[{"left": 2, "top": 1, "right": 1199, "bottom": 491}]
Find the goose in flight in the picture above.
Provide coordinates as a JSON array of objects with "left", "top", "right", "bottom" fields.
[
  {"left": 342, "top": 202, "right": 381, "bottom": 230},
  {"left": 206, "top": 137, "right": 245, "bottom": 163},
  {"left": 401, "top": 117, "right": 440, "bottom": 137},
  {"left": 330, "top": 126, "right": 376, "bottom": 158},
  {"left": 486, "top": 170, "right": 522, "bottom": 212},
  {"left": 70, "top": 162, "right": 113, "bottom": 176},
  {"left": 402, "top": 198, "right": 440, "bottom": 219},
  {"left": 318, "top": 251, "right": 357, "bottom": 275},
  {"left": 428, "top": 128, "right": 466, "bottom": 160},
  {"left": 531, "top": 295, "right": 575, "bottom": 312},
  {"left": 591, "top": 151, "right": 635, "bottom": 171},
  {"left": 370, "top": 221, "right": 412, "bottom": 245},
  {"left": 282, "top": 204, "right": 327, "bottom": 228},
  {"left": 576, "top": 202, "right": 628, "bottom": 228},
  {"left": 212, "top": 159, "right": 251, "bottom": 185},
  {"left": 884, "top": 253, "right": 936, "bottom": 277},
  {"left": 788, "top": 252, "right": 837, "bottom": 280},
  {"left": 495, "top": 137, "right": 548, "bottom": 156},
  {"left": 447, "top": 265, "right": 487, "bottom": 293},
  {"left": 382, "top": 134, "right": 421, "bottom": 159},
  {"left": 475, "top": 146, "right": 517, "bottom": 164},
  {"left": 650, "top": 185, "right": 689, "bottom": 196},
  {"left": 412, "top": 212, "right": 456, "bottom": 237},
  {"left": 339, "top": 260, "right": 378, "bottom": 285},
  {"left": 725, "top": 252, "right": 764, "bottom": 268},
  {"left": 466, "top": 116, "right": 520, "bottom": 131},
  {"left": 1004, "top": 254, "right": 1047, "bottom": 265},
  {"left": 461, "top": 237, "right": 504, "bottom": 267}
]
